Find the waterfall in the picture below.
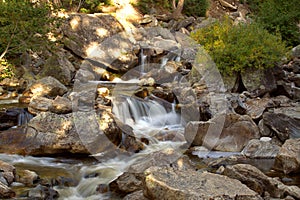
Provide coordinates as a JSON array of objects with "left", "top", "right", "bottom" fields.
[
  {"left": 140, "top": 49, "right": 147, "bottom": 74},
  {"left": 112, "top": 96, "right": 181, "bottom": 134},
  {"left": 17, "top": 108, "right": 34, "bottom": 126}
]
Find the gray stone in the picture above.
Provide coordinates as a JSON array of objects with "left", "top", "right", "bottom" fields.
[
  {"left": 18, "top": 170, "right": 39, "bottom": 186},
  {"left": 224, "top": 164, "right": 300, "bottom": 199},
  {"left": 62, "top": 13, "right": 123, "bottom": 58},
  {"left": 0, "top": 160, "right": 15, "bottom": 186},
  {"left": 21, "top": 76, "right": 68, "bottom": 103},
  {"left": 185, "top": 113, "right": 260, "bottom": 152},
  {"left": 123, "top": 190, "right": 148, "bottom": 200},
  {"left": 38, "top": 55, "right": 75, "bottom": 85},
  {"left": 0, "top": 182, "right": 15, "bottom": 199},
  {"left": 292, "top": 44, "right": 300, "bottom": 58},
  {"left": 242, "top": 139, "right": 280, "bottom": 158},
  {"left": 245, "top": 98, "right": 272, "bottom": 120},
  {"left": 274, "top": 138, "right": 300, "bottom": 174},
  {"left": 144, "top": 166, "right": 261, "bottom": 199},
  {"left": 50, "top": 96, "right": 72, "bottom": 114},
  {"left": 28, "top": 96, "right": 53, "bottom": 115},
  {"left": 241, "top": 68, "right": 277, "bottom": 97},
  {"left": 263, "top": 107, "right": 300, "bottom": 141},
  {"left": 258, "top": 119, "right": 272, "bottom": 137},
  {"left": 28, "top": 184, "right": 59, "bottom": 199}
]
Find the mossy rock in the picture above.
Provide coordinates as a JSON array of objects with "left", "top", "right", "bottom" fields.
[{"left": 37, "top": 56, "right": 75, "bottom": 86}]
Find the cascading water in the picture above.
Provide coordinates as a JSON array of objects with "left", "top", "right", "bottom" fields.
[{"left": 57, "top": 95, "right": 184, "bottom": 199}]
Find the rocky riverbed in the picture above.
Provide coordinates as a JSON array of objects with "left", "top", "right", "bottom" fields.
[{"left": 0, "top": 1, "right": 300, "bottom": 199}]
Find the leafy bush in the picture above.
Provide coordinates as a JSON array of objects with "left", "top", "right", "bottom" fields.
[
  {"left": 191, "top": 19, "right": 289, "bottom": 75},
  {"left": 0, "top": 59, "right": 14, "bottom": 81},
  {"left": 253, "top": 0, "right": 300, "bottom": 47},
  {"left": 0, "top": 0, "right": 55, "bottom": 59},
  {"left": 182, "top": 0, "right": 209, "bottom": 17}
]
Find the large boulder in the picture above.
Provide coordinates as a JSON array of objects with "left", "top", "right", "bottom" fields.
[
  {"left": 144, "top": 166, "right": 261, "bottom": 199},
  {"left": 241, "top": 68, "right": 277, "bottom": 97},
  {"left": 37, "top": 55, "right": 75, "bottom": 86},
  {"left": 242, "top": 139, "right": 280, "bottom": 158},
  {"left": 224, "top": 164, "right": 300, "bottom": 199},
  {"left": 274, "top": 138, "right": 300, "bottom": 174},
  {"left": 185, "top": 113, "right": 260, "bottom": 152},
  {"left": 263, "top": 106, "right": 300, "bottom": 141},
  {"left": 20, "top": 76, "right": 68, "bottom": 104},
  {"left": 62, "top": 13, "right": 124, "bottom": 59}
]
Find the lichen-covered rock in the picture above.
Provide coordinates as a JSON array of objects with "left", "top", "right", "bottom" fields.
[
  {"left": 144, "top": 166, "right": 261, "bottom": 199},
  {"left": 274, "top": 138, "right": 300, "bottom": 174},
  {"left": 185, "top": 113, "right": 260, "bottom": 152}
]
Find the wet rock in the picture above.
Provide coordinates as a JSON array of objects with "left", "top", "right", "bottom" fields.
[
  {"left": 274, "top": 138, "right": 300, "bottom": 174},
  {"left": 62, "top": 13, "right": 123, "bottom": 59},
  {"left": 224, "top": 164, "right": 300, "bottom": 199},
  {"left": 28, "top": 96, "right": 53, "bottom": 115},
  {"left": 18, "top": 170, "right": 39, "bottom": 186},
  {"left": 109, "top": 172, "right": 144, "bottom": 195},
  {"left": 128, "top": 149, "right": 193, "bottom": 173},
  {"left": 242, "top": 139, "right": 280, "bottom": 158},
  {"left": 28, "top": 184, "right": 59, "bottom": 199},
  {"left": 37, "top": 55, "right": 75, "bottom": 85},
  {"left": 144, "top": 166, "right": 261, "bottom": 199},
  {"left": 0, "top": 160, "right": 15, "bottom": 185},
  {"left": 0, "top": 182, "right": 15, "bottom": 199},
  {"left": 185, "top": 113, "right": 260, "bottom": 152},
  {"left": 263, "top": 107, "right": 300, "bottom": 141},
  {"left": 50, "top": 96, "right": 72, "bottom": 114},
  {"left": 123, "top": 190, "right": 148, "bottom": 200},
  {"left": 20, "top": 76, "right": 67, "bottom": 103}
]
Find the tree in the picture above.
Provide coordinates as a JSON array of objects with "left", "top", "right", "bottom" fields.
[
  {"left": 0, "top": 0, "right": 54, "bottom": 59},
  {"left": 171, "top": 0, "right": 185, "bottom": 19}
]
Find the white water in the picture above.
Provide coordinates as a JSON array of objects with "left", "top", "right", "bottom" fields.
[{"left": 0, "top": 95, "right": 184, "bottom": 199}]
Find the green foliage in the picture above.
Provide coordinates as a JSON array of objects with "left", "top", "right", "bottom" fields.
[
  {"left": 134, "top": 0, "right": 171, "bottom": 14},
  {"left": 0, "top": 59, "right": 14, "bottom": 81},
  {"left": 182, "top": 0, "right": 209, "bottom": 17},
  {"left": 253, "top": 0, "right": 300, "bottom": 47},
  {"left": 79, "top": 0, "right": 112, "bottom": 13},
  {"left": 0, "top": 0, "right": 54, "bottom": 58},
  {"left": 191, "top": 19, "right": 289, "bottom": 75}
]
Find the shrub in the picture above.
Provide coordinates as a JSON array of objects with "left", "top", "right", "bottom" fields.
[
  {"left": 182, "top": 0, "right": 209, "bottom": 17},
  {"left": 0, "top": 0, "right": 55, "bottom": 59},
  {"left": 253, "top": 0, "right": 300, "bottom": 47},
  {"left": 0, "top": 59, "right": 14, "bottom": 81},
  {"left": 191, "top": 18, "right": 289, "bottom": 75}
]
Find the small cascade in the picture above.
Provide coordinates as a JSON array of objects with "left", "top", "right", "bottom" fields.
[
  {"left": 139, "top": 49, "right": 147, "bottom": 74},
  {"left": 112, "top": 96, "right": 181, "bottom": 133},
  {"left": 160, "top": 57, "right": 168, "bottom": 68},
  {"left": 17, "top": 108, "right": 34, "bottom": 126}
]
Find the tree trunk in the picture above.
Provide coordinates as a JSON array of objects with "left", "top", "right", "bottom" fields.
[{"left": 170, "top": 0, "right": 184, "bottom": 19}]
